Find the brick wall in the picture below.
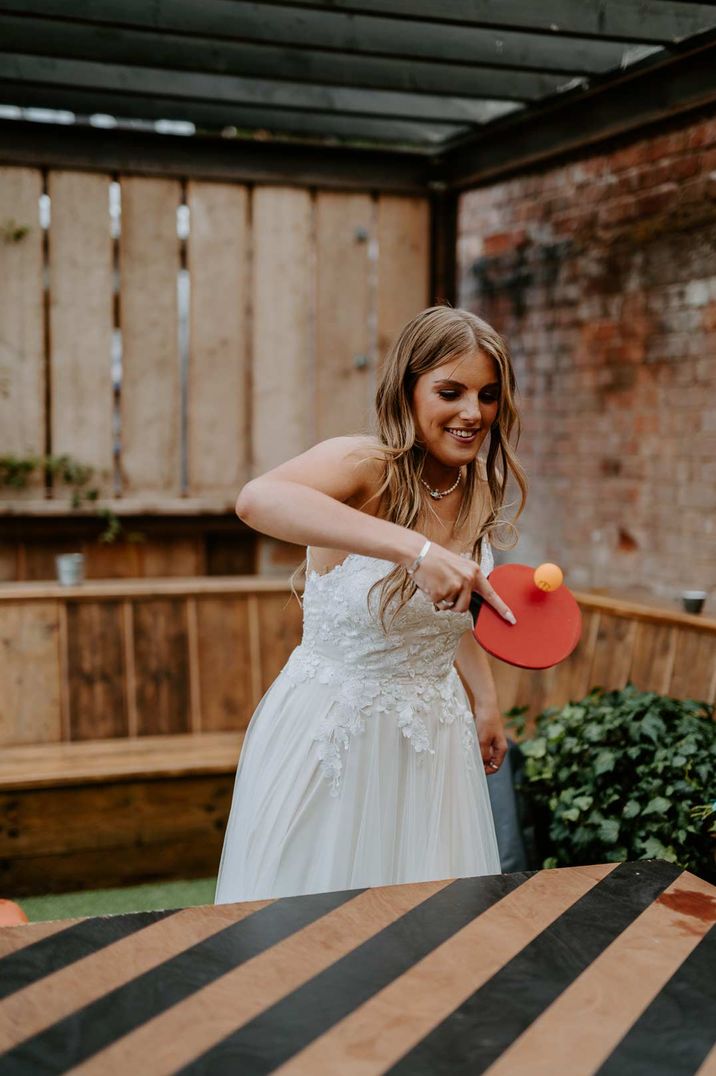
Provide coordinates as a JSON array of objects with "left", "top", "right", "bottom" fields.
[{"left": 458, "top": 113, "right": 716, "bottom": 606}]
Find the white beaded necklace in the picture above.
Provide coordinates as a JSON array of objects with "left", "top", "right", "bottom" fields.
[{"left": 419, "top": 469, "right": 462, "bottom": 500}]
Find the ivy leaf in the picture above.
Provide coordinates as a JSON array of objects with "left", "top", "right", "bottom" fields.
[
  {"left": 642, "top": 796, "right": 671, "bottom": 816},
  {"left": 641, "top": 837, "right": 679, "bottom": 863},
  {"left": 595, "top": 749, "right": 616, "bottom": 775},
  {"left": 599, "top": 818, "right": 621, "bottom": 844},
  {"left": 622, "top": 799, "right": 641, "bottom": 819}
]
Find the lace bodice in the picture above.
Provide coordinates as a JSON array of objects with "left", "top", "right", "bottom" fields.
[{"left": 283, "top": 541, "right": 495, "bottom": 795}]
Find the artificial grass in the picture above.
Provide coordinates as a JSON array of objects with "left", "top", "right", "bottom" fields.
[{"left": 16, "top": 876, "right": 218, "bottom": 923}]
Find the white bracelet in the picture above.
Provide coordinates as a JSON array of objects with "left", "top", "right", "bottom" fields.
[{"left": 406, "top": 539, "right": 431, "bottom": 577}]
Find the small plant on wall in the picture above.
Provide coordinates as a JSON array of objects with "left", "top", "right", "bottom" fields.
[
  {"left": 0, "top": 453, "right": 143, "bottom": 544},
  {"left": 508, "top": 684, "right": 716, "bottom": 883}
]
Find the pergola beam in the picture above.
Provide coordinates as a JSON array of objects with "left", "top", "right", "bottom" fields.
[
  {"left": 258, "top": 0, "right": 716, "bottom": 45},
  {"left": 440, "top": 34, "right": 716, "bottom": 190},
  {"left": 0, "top": 81, "right": 469, "bottom": 147},
  {"left": 0, "top": 117, "right": 436, "bottom": 193},
  {"left": 0, "top": 3, "right": 642, "bottom": 76},
  {"left": 0, "top": 20, "right": 566, "bottom": 103}
]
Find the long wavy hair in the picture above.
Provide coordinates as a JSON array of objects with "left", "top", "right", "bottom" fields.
[{"left": 290, "top": 305, "right": 528, "bottom": 634}]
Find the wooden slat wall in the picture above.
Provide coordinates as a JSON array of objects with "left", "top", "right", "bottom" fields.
[
  {"left": 48, "top": 171, "right": 114, "bottom": 496},
  {"left": 0, "top": 600, "right": 62, "bottom": 745},
  {"left": 0, "top": 582, "right": 713, "bottom": 749},
  {"left": 0, "top": 166, "right": 45, "bottom": 492},
  {"left": 0, "top": 168, "right": 432, "bottom": 557},
  {"left": 186, "top": 181, "right": 249, "bottom": 498},
  {"left": 315, "top": 192, "right": 374, "bottom": 441},
  {"left": 251, "top": 186, "right": 314, "bottom": 476},
  {"left": 119, "top": 176, "right": 182, "bottom": 496},
  {"left": 376, "top": 194, "right": 430, "bottom": 376}
]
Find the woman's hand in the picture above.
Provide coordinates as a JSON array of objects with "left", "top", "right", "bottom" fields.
[
  {"left": 408, "top": 542, "right": 516, "bottom": 624},
  {"left": 474, "top": 706, "right": 509, "bottom": 775}
]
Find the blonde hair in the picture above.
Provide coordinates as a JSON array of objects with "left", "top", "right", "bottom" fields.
[{"left": 290, "top": 305, "right": 527, "bottom": 634}]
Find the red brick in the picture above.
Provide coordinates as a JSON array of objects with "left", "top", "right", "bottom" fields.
[{"left": 482, "top": 229, "right": 528, "bottom": 256}]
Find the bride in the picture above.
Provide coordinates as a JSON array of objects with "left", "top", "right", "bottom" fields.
[{"left": 214, "top": 305, "right": 528, "bottom": 903}]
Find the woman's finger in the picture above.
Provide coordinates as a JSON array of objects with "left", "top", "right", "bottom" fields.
[{"left": 472, "top": 569, "right": 517, "bottom": 624}]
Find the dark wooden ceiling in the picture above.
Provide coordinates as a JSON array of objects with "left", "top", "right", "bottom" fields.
[{"left": 0, "top": 1, "right": 715, "bottom": 190}]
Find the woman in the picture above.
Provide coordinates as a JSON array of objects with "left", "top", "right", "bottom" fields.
[{"left": 214, "top": 305, "right": 527, "bottom": 903}]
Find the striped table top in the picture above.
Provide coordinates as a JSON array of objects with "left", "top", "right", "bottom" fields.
[{"left": 0, "top": 859, "right": 714, "bottom": 1075}]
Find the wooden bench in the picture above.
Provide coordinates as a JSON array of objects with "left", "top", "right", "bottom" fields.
[{"left": 0, "top": 733, "right": 244, "bottom": 896}]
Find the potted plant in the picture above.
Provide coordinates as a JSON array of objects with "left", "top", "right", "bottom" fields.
[{"left": 507, "top": 683, "right": 716, "bottom": 883}]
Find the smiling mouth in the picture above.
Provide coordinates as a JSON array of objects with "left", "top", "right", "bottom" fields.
[{"left": 445, "top": 427, "right": 479, "bottom": 441}]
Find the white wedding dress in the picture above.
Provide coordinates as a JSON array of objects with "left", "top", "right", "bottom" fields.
[{"left": 214, "top": 541, "right": 502, "bottom": 904}]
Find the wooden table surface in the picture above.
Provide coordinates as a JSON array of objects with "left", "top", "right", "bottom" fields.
[{"left": 0, "top": 859, "right": 714, "bottom": 1075}]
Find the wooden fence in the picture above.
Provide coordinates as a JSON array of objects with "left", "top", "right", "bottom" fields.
[
  {"left": 1, "top": 578, "right": 714, "bottom": 749},
  {"left": 0, "top": 166, "right": 429, "bottom": 511}
]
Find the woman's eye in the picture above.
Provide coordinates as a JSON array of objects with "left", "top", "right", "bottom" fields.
[{"left": 438, "top": 391, "right": 458, "bottom": 399}]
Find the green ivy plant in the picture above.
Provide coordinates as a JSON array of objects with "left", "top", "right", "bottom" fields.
[
  {"left": 0, "top": 453, "right": 142, "bottom": 545},
  {"left": 507, "top": 684, "right": 716, "bottom": 882}
]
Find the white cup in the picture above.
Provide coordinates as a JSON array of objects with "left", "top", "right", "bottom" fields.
[{"left": 56, "top": 553, "right": 85, "bottom": 586}]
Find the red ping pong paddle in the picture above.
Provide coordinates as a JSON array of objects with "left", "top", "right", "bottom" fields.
[{"left": 470, "top": 563, "right": 582, "bottom": 670}]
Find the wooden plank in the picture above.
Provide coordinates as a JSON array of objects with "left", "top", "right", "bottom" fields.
[
  {"left": 132, "top": 598, "right": 191, "bottom": 735},
  {"left": 669, "top": 627, "right": 716, "bottom": 705},
  {"left": 256, "top": 591, "right": 304, "bottom": 693},
  {"left": 195, "top": 597, "right": 254, "bottom": 732},
  {"left": 122, "top": 600, "right": 138, "bottom": 738},
  {"left": 0, "top": 576, "right": 302, "bottom": 601},
  {"left": 136, "top": 538, "right": 205, "bottom": 577},
  {"left": 0, "top": 166, "right": 44, "bottom": 494},
  {"left": 186, "top": 597, "right": 202, "bottom": 733},
  {"left": 66, "top": 601, "right": 128, "bottom": 741},
  {"left": 589, "top": 614, "right": 637, "bottom": 693},
  {"left": 119, "top": 176, "right": 181, "bottom": 495},
  {"left": 542, "top": 609, "right": 601, "bottom": 709},
  {"left": 0, "top": 601, "right": 61, "bottom": 745},
  {"left": 0, "top": 732, "right": 243, "bottom": 789},
  {"left": 0, "top": 773, "right": 233, "bottom": 895},
  {"left": 83, "top": 539, "right": 145, "bottom": 579},
  {"left": 0, "top": 543, "right": 18, "bottom": 581},
  {"left": 186, "top": 181, "right": 250, "bottom": 498},
  {"left": 315, "top": 191, "right": 374, "bottom": 440},
  {"left": 629, "top": 622, "right": 677, "bottom": 695},
  {"left": 376, "top": 195, "right": 430, "bottom": 372},
  {"left": 251, "top": 186, "right": 313, "bottom": 475},
  {"left": 48, "top": 170, "right": 114, "bottom": 497}
]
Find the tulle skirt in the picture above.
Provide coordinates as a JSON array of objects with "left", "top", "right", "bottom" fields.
[{"left": 214, "top": 667, "right": 502, "bottom": 904}]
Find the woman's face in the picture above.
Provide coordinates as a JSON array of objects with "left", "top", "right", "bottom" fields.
[{"left": 411, "top": 348, "right": 500, "bottom": 479}]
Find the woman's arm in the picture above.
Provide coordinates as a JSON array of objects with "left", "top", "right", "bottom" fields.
[
  {"left": 239, "top": 436, "right": 517, "bottom": 623},
  {"left": 454, "top": 629, "right": 509, "bottom": 774},
  {"left": 237, "top": 435, "right": 425, "bottom": 568}
]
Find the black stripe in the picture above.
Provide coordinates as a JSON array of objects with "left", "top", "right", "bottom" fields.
[
  {"left": 596, "top": 922, "right": 716, "bottom": 1076},
  {"left": 178, "top": 869, "right": 534, "bottom": 1075},
  {"left": 387, "top": 859, "right": 684, "bottom": 1074},
  {"left": 0, "top": 909, "right": 177, "bottom": 1002},
  {"left": 0, "top": 887, "right": 362, "bottom": 1075}
]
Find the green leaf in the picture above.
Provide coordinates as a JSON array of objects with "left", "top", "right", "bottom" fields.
[
  {"left": 595, "top": 749, "right": 616, "bottom": 775},
  {"left": 642, "top": 796, "right": 671, "bottom": 816},
  {"left": 599, "top": 818, "right": 620, "bottom": 844},
  {"left": 521, "top": 737, "right": 547, "bottom": 759},
  {"left": 622, "top": 799, "right": 641, "bottom": 819}
]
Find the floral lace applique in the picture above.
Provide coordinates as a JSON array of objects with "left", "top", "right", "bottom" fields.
[{"left": 282, "top": 545, "right": 491, "bottom": 796}]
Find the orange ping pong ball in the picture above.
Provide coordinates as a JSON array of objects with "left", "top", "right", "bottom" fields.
[{"left": 533, "top": 563, "right": 564, "bottom": 592}]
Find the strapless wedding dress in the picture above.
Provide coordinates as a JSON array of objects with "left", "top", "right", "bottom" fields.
[{"left": 214, "top": 541, "right": 502, "bottom": 903}]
